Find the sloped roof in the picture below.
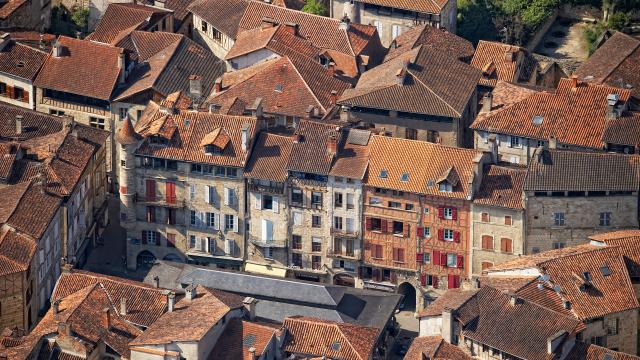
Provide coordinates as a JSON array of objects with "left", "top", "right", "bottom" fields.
[
  {"left": 385, "top": 25, "right": 474, "bottom": 63},
  {"left": 283, "top": 316, "right": 379, "bottom": 360},
  {"left": 566, "top": 343, "right": 640, "bottom": 360},
  {"left": 404, "top": 336, "right": 472, "bottom": 360},
  {"left": 286, "top": 120, "right": 340, "bottom": 175},
  {"left": 340, "top": 45, "right": 480, "bottom": 118},
  {"left": 0, "top": 0, "right": 27, "bottom": 19},
  {"left": 329, "top": 128, "right": 370, "bottom": 180},
  {"left": 188, "top": 0, "right": 250, "bottom": 38},
  {"left": 471, "top": 40, "right": 524, "bottom": 88},
  {"left": 589, "top": 230, "right": 640, "bottom": 278},
  {"left": 211, "top": 318, "right": 278, "bottom": 360},
  {"left": 473, "top": 165, "right": 525, "bottom": 209},
  {"left": 524, "top": 149, "right": 640, "bottom": 192},
  {"left": 352, "top": 0, "right": 449, "bottom": 14},
  {"left": 86, "top": 3, "right": 171, "bottom": 45},
  {"left": 0, "top": 40, "right": 47, "bottom": 80},
  {"left": 244, "top": 132, "right": 294, "bottom": 182},
  {"left": 471, "top": 78, "right": 635, "bottom": 149},
  {"left": 0, "top": 229, "right": 36, "bottom": 277},
  {"left": 34, "top": 36, "right": 122, "bottom": 100},
  {"left": 418, "top": 289, "right": 478, "bottom": 317},
  {"left": 366, "top": 135, "right": 481, "bottom": 198}
]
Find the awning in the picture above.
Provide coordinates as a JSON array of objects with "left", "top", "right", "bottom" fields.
[{"left": 245, "top": 263, "right": 287, "bottom": 278}]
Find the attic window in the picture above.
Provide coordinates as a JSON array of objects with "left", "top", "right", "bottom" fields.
[
  {"left": 149, "top": 135, "right": 168, "bottom": 146},
  {"left": 400, "top": 172, "right": 409, "bottom": 182},
  {"left": 204, "top": 144, "right": 222, "bottom": 155},
  {"left": 331, "top": 341, "right": 341, "bottom": 351},
  {"left": 427, "top": 180, "right": 434, "bottom": 188},
  {"left": 379, "top": 169, "right": 388, "bottom": 178},
  {"left": 600, "top": 266, "right": 611, "bottom": 276},
  {"left": 439, "top": 182, "right": 453, "bottom": 193},
  {"left": 533, "top": 116, "right": 544, "bottom": 126},
  {"left": 603, "top": 354, "right": 614, "bottom": 360},
  {"left": 274, "top": 84, "right": 284, "bottom": 92}
]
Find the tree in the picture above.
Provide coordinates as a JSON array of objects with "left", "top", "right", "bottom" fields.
[
  {"left": 302, "top": 0, "right": 326, "bottom": 16},
  {"left": 71, "top": 7, "right": 89, "bottom": 32}
]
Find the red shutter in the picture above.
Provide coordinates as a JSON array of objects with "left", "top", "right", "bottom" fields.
[
  {"left": 438, "top": 206, "right": 444, "bottom": 219},
  {"left": 440, "top": 253, "right": 447, "bottom": 266},
  {"left": 403, "top": 223, "right": 410, "bottom": 238},
  {"left": 146, "top": 179, "right": 156, "bottom": 201},
  {"left": 457, "top": 255, "right": 464, "bottom": 268},
  {"left": 433, "top": 250, "right": 440, "bottom": 265},
  {"left": 381, "top": 219, "right": 388, "bottom": 233},
  {"left": 448, "top": 274, "right": 455, "bottom": 289},
  {"left": 416, "top": 226, "right": 424, "bottom": 238},
  {"left": 454, "top": 275, "right": 461, "bottom": 289},
  {"left": 392, "top": 248, "right": 397, "bottom": 261},
  {"left": 22, "top": 90, "right": 29, "bottom": 103},
  {"left": 438, "top": 229, "right": 444, "bottom": 241},
  {"left": 452, "top": 207, "right": 458, "bottom": 220},
  {"left": 141, "top": 231, "right": 148, "bottom": 244},
  {"left": 433, "top": 276, "right": 438, "bottom": 288},
  {"left": 166, "top": 182, "right": 176, "bottom": 204},
  {"left": 6, "top": 86, "right": 13, "bottom": 99},
  {"left": 420, "top": 274, "right": 427, "bottom": 286},
  {"left": 416, "top": 253, "right": 424, "bottom": 263},
  {"left": 454, "top": 231, "right": 461, "bottom": 243},
  {"left": 365, "top": 217, "right": 373, "bottom": 231}
]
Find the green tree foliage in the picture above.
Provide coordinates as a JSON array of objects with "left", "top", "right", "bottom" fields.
[
  {"left": 71, "top": 7, "right": 90, "bottom": 31},
  {"left": 302, "top": 0, "right": 326, "bottom": 16},
  {"left": 456, "top": 0, "right": 499, "bottom": 44},
  {"left": 607, "top": 11, "right": 630, "bottom": 29}
]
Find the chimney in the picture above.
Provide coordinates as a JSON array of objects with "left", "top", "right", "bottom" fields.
[
  {"left": 248, "top": 347, "right": 257, "bottom": 360},
  {"left": 509, "top": 292, "right": 518, "bottom": 306},
  {"left": 186, "top": 284, "right": 197, "bottom": 301},
  {"left": 441, "top": 308, "right": 454, "bottom": 344},
  {"left": 328, "top": 62, "right": 336, "bottom": 77},
  {"left": 339, "top": 14, "right": 351, "bottom": 31},
  {"left": 606, "top": 93, "right": 621, "bottom": 120},
  {"left": 243, "top": 297, "right": 257, "bottom": 321},
  {"left": 241, "top": 123, "right": 249, "bottom": 152},
  {"left": 340, "top": 106, "right": 351, "bottom": 122},
  {"left": 39, "top": 34, "right": 45, "bottom": 50},
  {"left": 261, "top": 17, "right": 278, "bottom": 30},
  {"left": 472, "top": 153, "right": 484, "bottom": 194},
  {"left": 481, "top": 92, "right": 493, "bottom": 113},
  {"left": 168, "top": 292, "right": 175, "bottom": 312},
  {"left": 214, "top": 77, "right": 222, "bottom": 94},
  {"left": 57, "top": 322, "right": 71, "bottom": 337},
  {"left": 487, "top": 134, "right": 498, "bottom": 164},
  {"left": 52, "top": 39, "right": 62, "bottom": 58},
  {"left": 548, "top": 136, "right": 557, "bottom": 150},
  {"left": 570, "top": 74, "right": 578, "bottom": 91},
  {"left": 250, "top": 97, "right": 263, "bottom": 118},
  {"left": 101, "top": 308, "right": 111, "bottom": 330},
  {"left": 0, "top": 33, "right": 10, "bottom": 52},
  {"left": 119, "top": 298, "right": 127, "bottom": 316},
  {"left": 504, "top": 50, "right": 515, "bottom": 62},
  {"left": 15, "top": 115, "right": 22, "bottom": 135},
  {"left": 52, "top": 300, "right": 60, "bottom": 315},
  {"left": 305, "top": 105, "right": 314, "bottom": 119},
  {"left": 284, "top": 22, "right": 299, "bottom": 36},
  {"left": 396, "top": 60, "right": 409, "bottom": 86},
  {"left": 547, "top": 331, "right": 567, "bottom": 354},
  {"left": 118, "top": 51, "right": 126, "bottom": 84},
  {"left": 153, "top": 275, "right": 160, "bottom": 288},
  {"left": 327, "top": 134, "right": 338, "bottom": 155},
  {"left": 189, "top": 75, "right": 202, "bottom": 98},
  {"left": 292, "top": 132, "right": 302, "bottom": 143},
  {"left": 330, "top": 90, "right": 338, "bottom": 105}
]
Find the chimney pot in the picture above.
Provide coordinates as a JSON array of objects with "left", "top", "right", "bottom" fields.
[
  {"left": 481, "top": 92, "right": 493, "bottom": 113},
  {"left": 120, "top": 298, "right": 127, "bottom": 316},
  {"left": 52, "top": 300, "right": 60, "bottom": 315},
  {"left": 570, "top": 75, "right": 578, "bottom": 91},
  {"left": 330, "top": 90, "right": 338, "bottom": 105},
  {"left": 168, "top": 292, "right": 175, "bottom": 312},
  {"left": 15, "top": 115, "right": 22, "bottom": 135}
]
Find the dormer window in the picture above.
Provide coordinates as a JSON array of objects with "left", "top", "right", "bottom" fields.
[
  {"left": 400, "top": 172, "right": 409, "bottom": 182},
  {"left": 200, "top": 127, "right": 230, "bottom": 155},
  {"left": 204, "top": 144, "right": 222, "bottom": 155},
  {"left": 149, "top": 135, "right": 168, "bottom": 146},
  {"left": 379, "top": 169, "right": 388, "bottom": 178},
  {"left": 439, "top": 182, "right": 453, "bottom": 192}
]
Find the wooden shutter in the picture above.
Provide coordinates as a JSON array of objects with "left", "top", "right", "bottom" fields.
[
  {"left": 482, "top": 235, "right": 493, "bottom": 250},
  {"left": 6, "top": 86, "right": 13, "bottom": 99},
  {"left": 438, "top": 206, "right": 444, "bottom": 219},
  {"left": 416, "top": 226, "right": 424, "bottom": 238},
  {"left": 504, "top": 216, "right": 512, "bottom": 225},
  {"left": 501, "top": 238, "right": 513, "bottom": 253},
  {"left": 416, "top": 253, "right": 423, "bottom": 263},
  {"left": 454, "top": 231, "right": 460, "bottom": 243},
  {"left": 448, "top": 274, "right": 455, "bottom": 289},
  {"left": 420, "top": 274, "right": 427, "bottom": 286},
  {"left": 440, "top": 253, "right": 447, "bottom": 266},
  {"left": 438, "top": 228, "right": 444, "bottom": 241},
  {"left": 454, "top": 275, "right": 461, "bottom": 288},
  {"left": 22, "top": 90, "right": 29, "bottom": 103},
  {"left": 451, "top": 207, "right": 458, "bottom": 220},
  {"left": 365, "top": 217, "right": 373, "bottom": 231},
  {"left": 272, "top": 196, "right": 279, "bottom": 214},
  {"left": 457, "top": 255, "right": 464, "bottom": 268},
  {"left": 254, "top": 193, "right": 262, "bottom": 209},
  {"left": 433, "top": 250, "right": 440, "bottom": 265},
  {"left": 381, "top": 219, "right": 388, "bottom": 234},
  {"left": 166, "top": 182, "right": 176, "bottom": 204},
  {"left": 403, "top": 222, "right": 410, "bottom": 238},
  {"left": 433, "top": 276, "right": 438, "bottom": 288},
  {"left": 146, "top": 179, "right": 156, "bottom": 201},
  {"left": 392, "top": 248, "right": 398, "bottom": 261}
]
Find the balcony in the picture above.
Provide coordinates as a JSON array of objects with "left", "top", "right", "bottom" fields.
[
  {"left": 249, "top": 236, "right": 287, "bottom": 248},
  {"left": 327, "top": 247, "right": 358, "bottom": 259},
  {"left": 41, "top": 97, "right": 110, "bottom": 117},
  {"left": 135, "top": 193, "right": 186, "bottom": 208},
  {"left": 330, "top": 228, "right": 359, "bottom": 238},
  {"left": 248, "top": 182, "right": 285, "bottom": 195}
]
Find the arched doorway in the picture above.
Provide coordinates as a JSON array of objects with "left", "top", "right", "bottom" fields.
[
  {"left": 137, "top": 250, "right": 156, "bottom": 269},
  {"left": 333, "top": 273, "right": 356, "bottom": 287},
  {"left": 397, "top": 282, "right": 417, "bottom": 312},
  {"left": 163, "top": 254, "right": 184, "bottom": 263}
]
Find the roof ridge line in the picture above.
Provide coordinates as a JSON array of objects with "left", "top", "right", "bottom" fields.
[
  {"left": 334, "top": 322, "right": 366, "bottom": 360},
  {"left": 287, "top": 57, "right": 326, "bottom": 112},
  {"left": 408, "top": 68, "right": 461, "bottom": 117}
]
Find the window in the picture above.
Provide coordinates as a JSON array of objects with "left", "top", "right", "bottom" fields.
[
  {"left": 481, "top": 235, "right": 493, "bottom": 250},
  {"left": 262, "top": 219, "right": 273, "bottom": 242},
  {"left": 552, "top": 242, "right": 565, "bottom": 249},
  {"left": 369, "top": 197, "right": 382, "bottom": 205},
  {"left": 334, "top": 192, "right": 343, "bottom": 208},
  {"left": 312, "top": 256, "right": 322, "bottom": 270},
  {"left": 226, "top": 168, "right": 238, "bottom": 178},
  {"left": 405, "top": 127, "right": 417, "bottom": 140},
  {"left": 371, "top": 244, "right": 383, "bottom": 259},
  {"left": 206, "top": 212, "right": 217, "bottom": 228},
  {"left": 201, "top": 20, "right": 208, "bottom": 32},
  {"left": 292, "top": 235, "right": 302, "bottom": 250},
  {"left": 346, "top": 193, "right": 354, "bottom": 209},
  {"left": 311, "top": 192, "right": 322, "bottom": 207},
  {"left": 224, "top": 214, "right": 235, "bottom": 231},
  {"left": 13, "top": 87, "right": 23, "bottom": 100},
  {"left": 89, "top": 117, "right": 105, "bottom": 129},
  {"left": 481, "top": 213, "right": 490, "bottom": 222},
  {"left": 392, "top": 221, "right": 403, "bottom": 235},
  {"left": 405, "top": 203, "right": 414, "bottom": 211},
  {"left": 49, "top": 109, "right": 65, "bottom": 116},
  {"left": 291, "top": 188, "right": 303, "bottom": 204},
  {"left": 509, "top": 136, "right": 522, "bottom": 148},
  {"left": 443, "top": 208, "right": 453, "bottom": 219},
  {"left": 292, "top": 253, "right": 302, "bottom": 267},
  {"left": 372, "top": 20, "right": 383, "bottom": 35},
  {"left": 423, "top": 227, "right": 431, "bottom": 237},
  {"left": 346, "top": 239, "right": 354, "bottom": 256},
  {"left": 500, "top": 238, "right": 513, "bottom": 253},
  {"left": 443, "top": 229, "right": 454, "bottom": 241},
  {"left": 423, "top": 207, "right": 430, "bottom": 214},
  {"left": 215, "top": 166, "right": 226, "bottom": 177},
  {"left": 388, "top": 201, "right": 401, "bottom": 208},
  {"left": 599, "top": 212, "right": 611, "bottom": 227},
  {"left": 392, "top": 248, "right": 404, "bottom": 262},
  {"left": 447, "top": 253, "right": 457, "bottom": 267},
  {"left": 0, "top": 82, "right": 5, "bottom": 95},
  {"left": 262, "top": 195, "right": 273, "bottom": 210},
  {"left": 212, "top": 27, "right": 222, "bottom": 42},
  {"left": 346, "top": 218, "right": 355, "bottom": 233},
  {"left": 293, "top": 212, "right": 302, "bottom": 226},
  {"left": 312, "top": 237, "right": 322, "bottom": 252},
  {"left": 553, "top": 212, "right": 565, "bottom": 226},
  {"left": 439, "top": 182, "right": 452, "bottom": 193},
  {"left": 504, "top": 215, "right": 512, "bottom": 225},
  {"left": 312, "top": 215, "right": 322, "bottom": 228},
  {"left": 144, "top": 231, "right": 159, "bottom": 245},
  {"left": 334, "top": 216, "right": 343, "bottom": 230},
  {"left": 265, "top": 247, "right": 274, "bottom": 259}
]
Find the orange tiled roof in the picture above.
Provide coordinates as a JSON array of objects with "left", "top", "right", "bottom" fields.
[
  {"left": 486, "top": 80, "right": 541, "bottom": 111},
  {"left": 405, "top": 336, "right": 472, "bottom": 360},
  {"left": 385, "top": 25, "right": 474, "bottom": 63},
  {"left": 471, "top": 40, "right": 523, "bottom": 87},
  {"left": 210, "top": 318, "right": 279, "bottom": 360},
  {"left": 286, "top": 120, "right": 340, "bottom": 175},
  {"left": 473, "top": 165, "right": 525, "bottom": 209},
  {"left": 244, "top": 132, "right": 294, "bottom": 182},
  {"left": 471, "top": 78, "right": 634, "bottom": 149},
  {"left": 566, "top": 343, "right": 640, "bottom": 360},
  {"left": 34, "top": 36, "right": 122, "bottom": 100},
  {"left": 188, "top": 0, "right": 250, "bottom": 38},
  {"left": 0, "top": 228, "right": 36, "bottom": 277},
  {"left": 354, "top": 0, "right": 449, "bottom": 14},
  {"left": 418, "top": 289, "right": 478, "bottom": 317},
  {"left": 365, "top": 135, "right": 482, "bottom": 198},
  {"left": 329, "top": 128, "right": 371, "bottom": 180},
  {"left": 589, "top": 230, "right": 640, "bottom": 279},
  {"left": 0, "top": 0, "right": 27, "bottom": 19},
  {"left": 86, "top": 3, "right": 171, "bottom": 45},
  {"left": 283, "top": 316, "right": 379, "bottom": 360},
  {"left": 0, "top": 40, "right": 47, "bottom": 81}
]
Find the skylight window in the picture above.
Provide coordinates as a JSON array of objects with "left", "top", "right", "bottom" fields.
[
  {"left": 331, "top": 341, "right": 341, "bottom": 351},
  {"left": 533, "top": 116, "right": 544, "bottom": 126},
  {"left": 400, "top": 172, "right": 409, "bottom": 182},
  {"left": 379, "top": 169, "right": 388, "bottom": 178},
  {"left": 274, "top": 84, "right": 284, "bottom": 92}
]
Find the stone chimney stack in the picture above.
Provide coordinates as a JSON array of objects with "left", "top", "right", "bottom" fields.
[
  {"left": 186, "top": 284, "right": 197, "bottom": 301},
  {"left": 243, "top": 297, "right": 257, "bottom": 321},
  {"left": 168, "top": 292, "right": 176, "bottom": 312},
  {"left": 101, "top": 308, "right": 111, "bottom": 330},
  {"left": 118, "top": 51, "right": 126, "bottom": 84},
  {"left": 441, "top": 308, "right": 454, "bottom": 344},
  {"left": 328, "top": 62, "right": 336, "bottom": 77},
  {"left": 481, "top": 92, "right": 493, "bottom": 113},
  {"left": 15, "top": 115, "right": 22, "bottom": 135},
  {"left": 120, "top": 298, "right": 127, "bottom": 316},
  {"left": 570, "top": 74, "right": 578, "bottom": 91},
  {"left": 189, "top": 75, "right": 202, "bottom": 98},
  {"left": 330, "top": 90, "right": 338, "bottom": 105},
  {"left": 241, "top": 123, "right": 249, "bottom": 152},
  {"left": 327, "top": 134, "right": 338, "bottom": 155},
  {"left": 283, "top": 22, "right": 299, "bottom": 36},
  {"left": 214, "top": 77, "right": 222, "bottom": 94},
  {"left": 52, "top": 39, "right": 62, "bottom": 58},
  {"left": 487, "top": 134, "right": 498, "bottom": 164}
]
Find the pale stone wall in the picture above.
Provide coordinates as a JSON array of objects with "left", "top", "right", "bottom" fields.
[
  {"left": 525, "top": 194, "right": 638, "bottom": 253},
  {"left": 0, "top": 74, "right": 35, "bottom": 109},
  {"left": 227, "top": 49, "right": 279, "bottom": 71},
  {"left": 419, "top": 315, "right": 443, "bottom": 337},
  {"left": 470, "top": 204, "right": 525, "bottom": 275},
  {"left": 192, "top": 15, "right": 234, "bottom": 60},
  {"left": 326, "top": 176, "right": 363, "bottom": 277},
  {"left": 246, "top": 183, "right": 290, "bottom": 267}
]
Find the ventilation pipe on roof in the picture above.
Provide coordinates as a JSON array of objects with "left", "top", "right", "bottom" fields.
[
  {"left": 153, "top": 275, "right": 160, "bottom": 288},
  {"left": 52, "top": 300, "right": 60, "bottom": 316},
  {"left": 0, "top": 33, "right": 10, "bottom": 52}
]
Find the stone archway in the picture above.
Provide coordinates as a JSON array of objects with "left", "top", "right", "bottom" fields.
[
  {"left": 397, "top": 282, "right": 417, "bottom": 312},
  {"left": 136, "top": 250, "right": 157, "bottom": 269}
]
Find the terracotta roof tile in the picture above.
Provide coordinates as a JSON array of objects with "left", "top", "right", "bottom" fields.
[
  {"left": 188, "top": 0, "right": 250, "bottom": 38},
  {"left": 210, "top": 318, "right": 278, "bottom": 360},
  {"left": 34, "top": 36, "right": 122, "bottom": 100},
  {"left": 0, "top": 229, "right": 36, "bottom": 277},
  {"left": 589, "top": 230, "right": 640, "bottom": 278},
  {"left": 340, "top": 45, "right": 480, "bottom": 117},
  {"left": 471, "top": 40, "right": 523, "bottom": 87},
  {"left": 524, "top": 149, "right": 640, "bottom": 192},
  {"left": 286, "top": 120, "right": 340, "bottom": 175},
  {"left": 0, "top": 181, "right": 29, "bottom": 223},
  {"left": 86, "top": 3, "right": 171, "bottom": 45},
  {"left": 354, "top": 0, "right": 448, "bottom": 13},
  {"left": 329, "top": 128, "right": 370, "bottom": 180},
  {"left": 486, "top": 80, "right": 541, "bottom": 111},
  {"left": 6, "top": 183, "right": 61, "bottom": 239},
  {"left": 473, "top": 165, "right": 525, "bottom": 209},
  {"left": 366, "top": 135, "right": 482, "bottom": 198},
  {"left": 405, "top": 336, "right": 472, "bottom": 360},
  {"left": 0, "top": 0, "right": 26, "bottom": 19},
  {"left": 0, "top": 40, "right": 47, "bottom": 80},
  {"left": 0, "top": 102, "right": 64, "bottom": 141},
  {"left": 418, "top": 289, "right": 478, "bottom": 317},
  {"left": 283, "top": 316, "right": 379, "bottom": 360},
  {"left": 566, "top": 343, "right": 640, "bottom": 360},
  {"left": 385, "top": 25, "right": 474, "bottom": 63},
  {"left": 471, "top": 79, "right": 633, "bottom": 149},
  {"left": 244, "top": 132, "right": 294, "bottom": 182}
]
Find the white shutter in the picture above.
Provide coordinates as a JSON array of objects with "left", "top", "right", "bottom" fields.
[
  {"left": 195, "top": 236, "right": 202, "bottom": 251},
  {"left": 39, "top": 249, "right": 44, "bottom": 264},
  {"left": 214, "top": 213, "right": 220, "bottom": 230},
  {"left": 224, "top": 187, "right": 230, "bottom": 206},
  {"left": 204, "top": 185, "right": 211, "bottom": 203},
  {"left": 272, "top": 196, "right": 279, "bottom": 213},
  {"left": 197, "top": 212, "right": 205, "bottom": 227},
  {"left": 225, "top": 239, "right": 234, "bottom": 255},
  {"left": 254, "top": 193, "right": 262, "bottom": 210},
  {"left": 190, "top": 184, "right": 196, "bottom": 200},
  {"left": 262, "top": 219, "right": 273, "bottom": 242},
  {"left": 506, "top": 135, "right": 512, "bottom": 148},
  {"left": 233, "top": 215, "right": 239, "bottom": 233}
]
